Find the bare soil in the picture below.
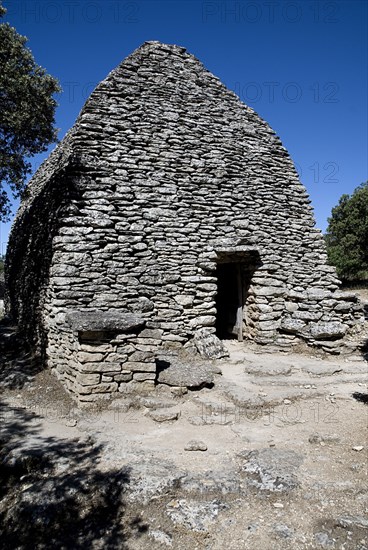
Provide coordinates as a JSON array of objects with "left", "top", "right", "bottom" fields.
[{"left": 1, "top": 339, "right": 367, "bottom": 549}]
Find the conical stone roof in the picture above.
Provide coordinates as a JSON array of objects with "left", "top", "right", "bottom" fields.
[{"left": 13, "top": 40, "right": 301, "bottom": 221}]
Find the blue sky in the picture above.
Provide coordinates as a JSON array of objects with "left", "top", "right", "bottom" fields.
[{"left": 1, "top": 0, "right": 367, "bottom": 254}]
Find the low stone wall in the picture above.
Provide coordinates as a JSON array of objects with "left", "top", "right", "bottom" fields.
[
  {"left": 235, "top": 279, "right": 363, "bottom": 349},
  {"left": 47, "top": 311, "right": 163, "bottom": 402},
  {"left": 279, "top": 289, "right": 363, "bottom": 352},
  {"left": 45, "top": 294, "right": 364, "bottom": 403}
]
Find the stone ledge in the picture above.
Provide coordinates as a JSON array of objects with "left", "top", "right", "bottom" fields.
[{"left": 65, "top": 310, "right": 145, "bottom": 332}]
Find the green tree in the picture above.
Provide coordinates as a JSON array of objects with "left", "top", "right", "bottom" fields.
[
  {"left": 325, "top": 182, "right": 368, "bottom": 281},
  {"left": 0, "top": 1, "right": 60, "bottom": 220}
]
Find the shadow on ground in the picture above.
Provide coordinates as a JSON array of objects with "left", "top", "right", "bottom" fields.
[
  {"left": 352, "top": 392, "right": 368, "bottom": 404},
  {"left": 0, "top": 319, "right": 44, "bottom": 389},
  {"left": 0, "top": 400, "right": 146, "bottom": 549}
]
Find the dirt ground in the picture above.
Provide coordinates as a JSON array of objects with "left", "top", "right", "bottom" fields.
[{"left": 1, "top": 337, "right": 367, "bottom": 550}]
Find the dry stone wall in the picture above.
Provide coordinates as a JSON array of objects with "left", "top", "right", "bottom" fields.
[
  {"left": 49, "top": 311, "right": 163, "bottom": 403},
  {"left": 5, "top": 42, "right": 364, "bottom": 401}
]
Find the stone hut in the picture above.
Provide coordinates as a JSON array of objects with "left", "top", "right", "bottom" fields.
[{"left": 5, "top": 42, "right": 362, "bottom": 401}]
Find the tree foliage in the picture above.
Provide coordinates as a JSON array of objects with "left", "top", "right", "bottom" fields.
[
  {"left": 0, "top": 1, "right": 60, "bottom": 220},
  {"left": 325, "top": 182, "right": 368, "bottom": 281}
]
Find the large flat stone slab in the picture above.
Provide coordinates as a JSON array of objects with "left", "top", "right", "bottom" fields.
[
  {"left": 239, "top": 448, "right": 303, "bottom": 492},
  {"left": 66, "top": 310, "right": 144, "bottom": 332},
  {"left": 157, "top": 357, "right": 216, "bottom": 388}
]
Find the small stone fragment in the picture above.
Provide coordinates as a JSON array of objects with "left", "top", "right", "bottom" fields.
[
  {"left": 184, "top": 440, "right": 208, "bottom": 451},
  {"left": 148, "top": 409, "right": 180, "bottom": 422},
  {"left": 193, "top": 329, "right": 229, "bottom": 359},
  {"left": 336, "top": 515, "right": 368, "bottom": 529},
  {"left": 170, "top": 386, "right": 188, "bottom": 396},
  {"left": 273, "top": 523, "right": 293, "bottom": 538},
  {"left": 352, "top": 445, "right": 364, "bottom": 452},
  {"left": 314, "top": 531, "right": 334, "bottom": 547},
  {"left": 149, "top": 530, "right": 172, "bottom": 547},
  {"left": 65, "top": 418, "right": 77, "bottom": 427},
  {"left": 308, "top": 434, "right": 341, "bottom": 445}
]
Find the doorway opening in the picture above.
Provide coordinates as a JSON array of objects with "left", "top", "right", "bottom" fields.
[{"left": 215, "top": 252, "right": 259, "bottom": 341}]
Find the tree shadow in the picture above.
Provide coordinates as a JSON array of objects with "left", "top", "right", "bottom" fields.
[
  {"left": 0, "top": 400, "right": 146, "bottom": 549},
  {"left": 352, "top": 392, "right": 368, "bottom": 404},
  {"left": 0, "top": 319, "right": 44, "bottom": 389}
]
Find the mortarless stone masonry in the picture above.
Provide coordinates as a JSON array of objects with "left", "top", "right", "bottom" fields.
[{"left": 5, "top": 42, "right": 364, "bottom": 402}]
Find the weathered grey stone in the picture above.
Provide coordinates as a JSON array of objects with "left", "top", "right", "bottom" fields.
[
  {"left": 105, "top": 353, "right": 128, "bottom": 363},
  {"left": 75, "top": 373, "right": 101, "bottom": 385},
  {"left": 129, "top": 351, "right": 155, "bottom": 363},
  {"left": 79, "top": 343, "right": 112, "bottom": 353},
  {"left": 306, "top": 288, "right": 332, "bottom": 300},
  {"left": 148, "top": 409, "right": 180, "bottom": 422},
  {"left": 174, "top": 295, "right": 194, "bottom": 307},
  {"left": 66, "top": 310, "right": 144, "bottom": 332},
  {"left": 75, "top": 382, "right": 118, "bottom": 395},
  {"left": 133, "top": 372, "right": 156, "bottom": 381},
  {"left": 139, "top": 396, "right": 177, "bottom": 409},
  {"left": 139, "top": 328, "right": 163, "bottom": 339},
  {"left": 256, "top": 287, "right": 286, "bottom": 297},
  {"left": 280, "top": 318, "right": 306, "bottom": 334},
  {"left": 124, "top": 362, "right": 157, "bottom": 373},
  {"left": 239, "top": 448, "right": 303, "bottom": 491},
  {"left": 308, "top": 433, "right": 341, "bottom": 444},
  {"left": 314, "top": 532, "right": 335, "bottom": 547},
  {"left": 149, "top": 530, "right": 173, "bottom": 547},
  {"left": 166, "top": 499, "right": 227, "bottom": 532},
  {"left": 193, "top": 329, "right": 229, "bottom": 359},
  {"left": 310, "top": 321, "right": 347, "bottom": 340},
  {"left": 285, "top": 302, "right": 299, "bottom": 313},
  {"left": 118, "top": 380, "right": 155, "bottom": 394},
  {"left": 334, "top": 302, "right": 351, "bottom": 312},
  {"left": 273, "top": 523, "right": 294, "bottom": 539},
  {"left": 334, "top": 291, "right": 358, "bottom": 301},
  {"left": 157, "top": 358, "right": 215, "bottom": 388},
  {"left": 77, "top": 362, "right": 122, "bottom": 374},
  {"left": 335, "top": 516, "right": 368, "bottom": 529},
  {"left": 189, "top": 316, "right": 216, "bottom": 329},
  {"left": 294, "top": 310, "right": 322, "bottom": 321},
  {"left": 77, "top": 352, "right": 105, "bottom": 363},
  {"left": 114, "top": 373, "right": 133, "bottom": 382},
  {"left": 170, "top": 386, "right": 188, "bottom": 396},
  {"left": 184, "top": 440, "right": 208, "bottom": 451}
]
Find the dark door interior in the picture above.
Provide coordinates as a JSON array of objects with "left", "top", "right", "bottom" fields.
[{"left": 215, "top": 263, "right": 243, "bottom": 340}]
